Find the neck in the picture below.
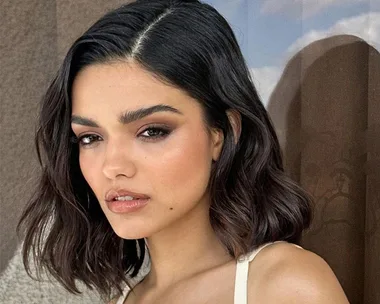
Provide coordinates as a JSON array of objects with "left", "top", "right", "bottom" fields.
[{"left": 142, "top": 198, "right": 232, "bottom": 290}]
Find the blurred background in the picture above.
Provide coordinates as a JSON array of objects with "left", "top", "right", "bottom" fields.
[{"left": 1, "top": 0, "right": 379, "bottom": 303}]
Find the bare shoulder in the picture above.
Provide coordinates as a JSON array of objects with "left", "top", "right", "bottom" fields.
[{"left": 247, "top": 242, "right": 350, "bottom": 304}]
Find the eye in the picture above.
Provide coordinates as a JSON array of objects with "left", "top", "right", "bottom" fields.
[
  {"left": 138, "top": 126, "right": 171, "bottom": 141},
  {"left": 71, "top": 134, "right": 102, "bottom": 147}
]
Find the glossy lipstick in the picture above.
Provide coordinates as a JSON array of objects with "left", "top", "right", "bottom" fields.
[
  {"left": 105, "top": 189, "right": 150, "bottom": 214},
  {"left": 107, "top": 198, "right": 149, "bottom": 213}
]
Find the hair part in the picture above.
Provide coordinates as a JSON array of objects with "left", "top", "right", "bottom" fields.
[{"left": 18, "top": 0, "right": 313, "bottom": 300}]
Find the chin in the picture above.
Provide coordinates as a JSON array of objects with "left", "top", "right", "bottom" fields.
[{"left": 110, "top": 222, "right": 152, "bottom": 240}]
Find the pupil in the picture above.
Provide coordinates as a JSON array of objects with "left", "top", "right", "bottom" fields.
[{"left": 149, "top": 129, "right": 159, "bottom": 136}]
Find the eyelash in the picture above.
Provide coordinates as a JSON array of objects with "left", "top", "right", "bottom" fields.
[{"left": 71, "top": 125, "right": 171, "bottom": 148}]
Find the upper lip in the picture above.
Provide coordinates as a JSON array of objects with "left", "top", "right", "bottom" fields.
[{"left": 105, "top": 188, "right": 150, "bottom": 202}]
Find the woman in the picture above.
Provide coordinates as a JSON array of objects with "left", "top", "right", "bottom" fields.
[{"left": 18, "top": 0, "right": 349, "bottom": 303}]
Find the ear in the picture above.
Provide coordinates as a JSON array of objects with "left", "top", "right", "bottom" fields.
[
  {"left": 210, "top": 127, "right": 224, "bottom": 162},
  {"left": 226, "top": 109, "right": 241, "bottom": 145},
  {"left": 210, "top": 109, "right": 242, "bottom": 162}
]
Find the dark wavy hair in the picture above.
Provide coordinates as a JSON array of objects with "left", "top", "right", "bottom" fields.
[{"left": 17, "top": 0, "right": 313, "bottom": 300}]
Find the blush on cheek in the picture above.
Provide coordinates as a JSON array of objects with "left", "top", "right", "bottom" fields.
[{"left": 157, "top": 134, "right": 211, "bottom": 205}]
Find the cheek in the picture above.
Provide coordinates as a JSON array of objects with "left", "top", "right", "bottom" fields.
[{"left": 149, "top": 130, "right": 212, "bottom": 206}]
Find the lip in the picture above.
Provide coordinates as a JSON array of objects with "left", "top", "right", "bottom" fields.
[
  {"left": 105, "top": 188, "right": 150, "bottom": 202},
  {"left": 106, "top": 198, "right": 149, "bottom": 214},
  {"left": 104, "top": 188, "right": 150, "bottom": 214}
]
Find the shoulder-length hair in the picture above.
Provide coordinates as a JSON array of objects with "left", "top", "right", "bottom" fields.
[{"left": 18, "top": 0, "right": 313, "bottom": 300}]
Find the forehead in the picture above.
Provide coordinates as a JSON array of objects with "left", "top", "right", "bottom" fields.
[{"left": 71, "top": 61, "right": 194, "bottom": 113}]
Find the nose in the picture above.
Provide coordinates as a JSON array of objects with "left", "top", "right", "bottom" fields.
[{"left": 102, "top": 140, "right": 137, "bottom": 180}]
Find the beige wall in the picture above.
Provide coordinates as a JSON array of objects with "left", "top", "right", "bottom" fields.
[{"left": 0, "top": 0, "right": 57, "bottom": 273}]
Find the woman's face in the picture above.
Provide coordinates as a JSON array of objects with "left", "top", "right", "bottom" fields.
[{"left": 71, "top": 62, "right": 223, "bottom": 239}]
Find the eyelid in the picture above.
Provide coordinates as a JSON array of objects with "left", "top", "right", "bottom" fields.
[
  {"left": 138, "top": 124, "right": 172, "bottom": 140},
  {"left": 137, "top": 122, "right": 172, "bottom": 133},
  {"left": 72, "top": 130, "right": 103, "bottom": 141}
]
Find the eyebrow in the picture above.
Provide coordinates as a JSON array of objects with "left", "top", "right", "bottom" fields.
[{"left": 71, "top": 104, "right": 183, "bottom": 127}]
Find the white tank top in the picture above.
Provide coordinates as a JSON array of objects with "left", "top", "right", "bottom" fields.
[{"left": 116, "top": 241, "right": 302, "bottom": 304}]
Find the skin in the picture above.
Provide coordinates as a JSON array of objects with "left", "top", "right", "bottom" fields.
[{"left": 71, "top": 61, "right": 349, "bottom": 304}]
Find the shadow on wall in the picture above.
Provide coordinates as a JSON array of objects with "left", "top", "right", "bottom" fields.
[{"left": 267, "top": 34, "right": 380, "bottom": 304}]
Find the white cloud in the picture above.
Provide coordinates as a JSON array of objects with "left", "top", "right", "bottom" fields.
[
  {"left": 287, "top": 12, "right": 380, "bottom": 54},
  {"left": 260, "top": 0, "right": 369, "bottom": 19},
  {"left": 250, "top": 66, "right": 283, "bottom": 107},
  {"left": 250, "top": 12, "right": 380, "bottom": 107}
]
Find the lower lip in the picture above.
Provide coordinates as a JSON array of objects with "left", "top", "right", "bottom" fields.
[{"left": 106, "top": 198, "right": 149, "bottom": 214}]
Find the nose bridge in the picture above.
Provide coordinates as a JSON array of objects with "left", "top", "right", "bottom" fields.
[{"left": 102, "top": 137, "right": 136, "bottom": 179}]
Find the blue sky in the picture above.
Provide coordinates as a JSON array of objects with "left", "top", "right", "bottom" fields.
[{"left": 203, "top": 0, "right": 380, "bottom": 105}]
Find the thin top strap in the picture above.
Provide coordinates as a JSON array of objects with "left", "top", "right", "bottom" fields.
[
  {"left": 116, "top": 274, "right": 145, "bottom": 304},
  {"left": 234, "top": 241, "right": 303, "bottom": 304},
  {"left": 116, "top": 287, "right": 129, "bottom": 304}
]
